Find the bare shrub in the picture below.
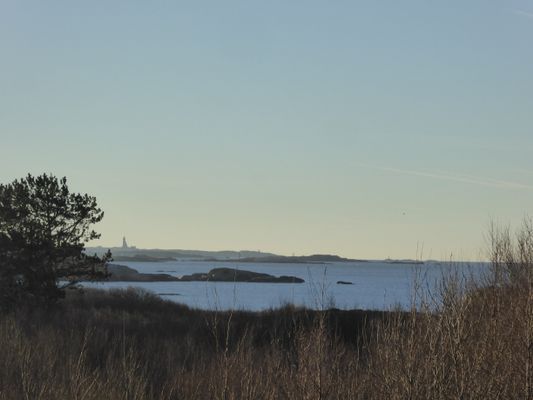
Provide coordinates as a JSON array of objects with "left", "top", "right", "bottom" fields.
[{"left": 0, "top": 221, "right": 531, "bottom": 399}]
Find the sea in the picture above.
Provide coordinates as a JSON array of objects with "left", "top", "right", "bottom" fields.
[{"left": 82, "top": 260, "right": 489, "bottom": 311}]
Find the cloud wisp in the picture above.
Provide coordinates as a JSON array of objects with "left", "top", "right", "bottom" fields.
[
  {"left": 513, "top": 9, "right": 533, "bottom": 19},
  {"left": 362, "top": 165, "right": 533, "bottom": 190}
]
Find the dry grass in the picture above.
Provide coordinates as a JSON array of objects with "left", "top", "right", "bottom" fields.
[{"left": 0, "top": 221, "right": 531, "bottom": 399}]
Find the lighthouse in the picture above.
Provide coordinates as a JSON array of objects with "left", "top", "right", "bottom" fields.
[{"left": 122, "top": 236, "right": 128, "bottom": 249}]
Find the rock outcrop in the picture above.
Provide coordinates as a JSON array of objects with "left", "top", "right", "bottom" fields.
[
  {"left": 107, "top": 264, "right": 180, "bottom": 282},
  {"left": 180, "top": 268, "right": 304, "bottom": 283},
  {"left": 107, "top": 265, "right": 304, "bottom": 283}
]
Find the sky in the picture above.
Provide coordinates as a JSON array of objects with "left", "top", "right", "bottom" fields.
[{"left": 1, "top": 1, "right": 532, "bottom": 260}]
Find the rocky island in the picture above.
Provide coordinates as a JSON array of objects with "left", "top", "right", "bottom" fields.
[
  {"left": 107, "top": 264, "right": 180, "bottom": 282},
  {"left": 180, "top": 267, "right": 304, "bottom": 283},
  {"left": 107, "top": 265, "right": 304, "bottom": 283}
]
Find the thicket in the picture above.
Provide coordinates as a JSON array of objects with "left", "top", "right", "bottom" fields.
[{"left": 0, "top": 220, "right": 531, "bottom": 399}]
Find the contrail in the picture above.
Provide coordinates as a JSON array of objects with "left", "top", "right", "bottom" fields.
[
  {"left": 513, "top": 9, "right": 533, "bottom": 19},
  {"left": 360, "top": 164, "right": 533, "bottom": 190}
]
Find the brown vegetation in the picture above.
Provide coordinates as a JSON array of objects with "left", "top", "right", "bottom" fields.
[{"left": 0, "top": 221, "right": 531, "bottom": 399}]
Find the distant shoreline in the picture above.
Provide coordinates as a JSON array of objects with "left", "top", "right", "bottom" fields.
[
  {"left": 111, "top": 254, "right": 425, "bottom": 265},
  {"left": 89, "top": 246, "right": 424, "bottom": 265}
]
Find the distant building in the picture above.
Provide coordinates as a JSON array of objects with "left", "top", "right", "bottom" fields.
[{"left": 122, "top": 236, "right": 128, "bottom": 249}]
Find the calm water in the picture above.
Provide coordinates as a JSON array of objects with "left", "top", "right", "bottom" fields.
[{"left": 83, "top": 260, "right": 489, "bottom": 311}]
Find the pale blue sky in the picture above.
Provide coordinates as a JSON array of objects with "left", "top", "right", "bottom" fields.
[{"left": 1, "top": 1, "right": 532, "bottom": 259}]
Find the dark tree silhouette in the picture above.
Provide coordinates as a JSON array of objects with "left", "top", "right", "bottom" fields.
[{"left": 0, "top": 174, "right": 110, "bottom": 307}]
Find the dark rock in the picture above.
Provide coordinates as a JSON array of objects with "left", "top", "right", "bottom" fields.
[
  {"left": 106, "top": 265, "right": 304, "bottom": 284},
  {"left": 180, "top": 268, "right": 304, "bottom": 283},
  {"left": 107, "top": 264, "right": 180, "bottom": 282},
  {"left": 337, "top": 281, "right": 353, "bottom": 285}
]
